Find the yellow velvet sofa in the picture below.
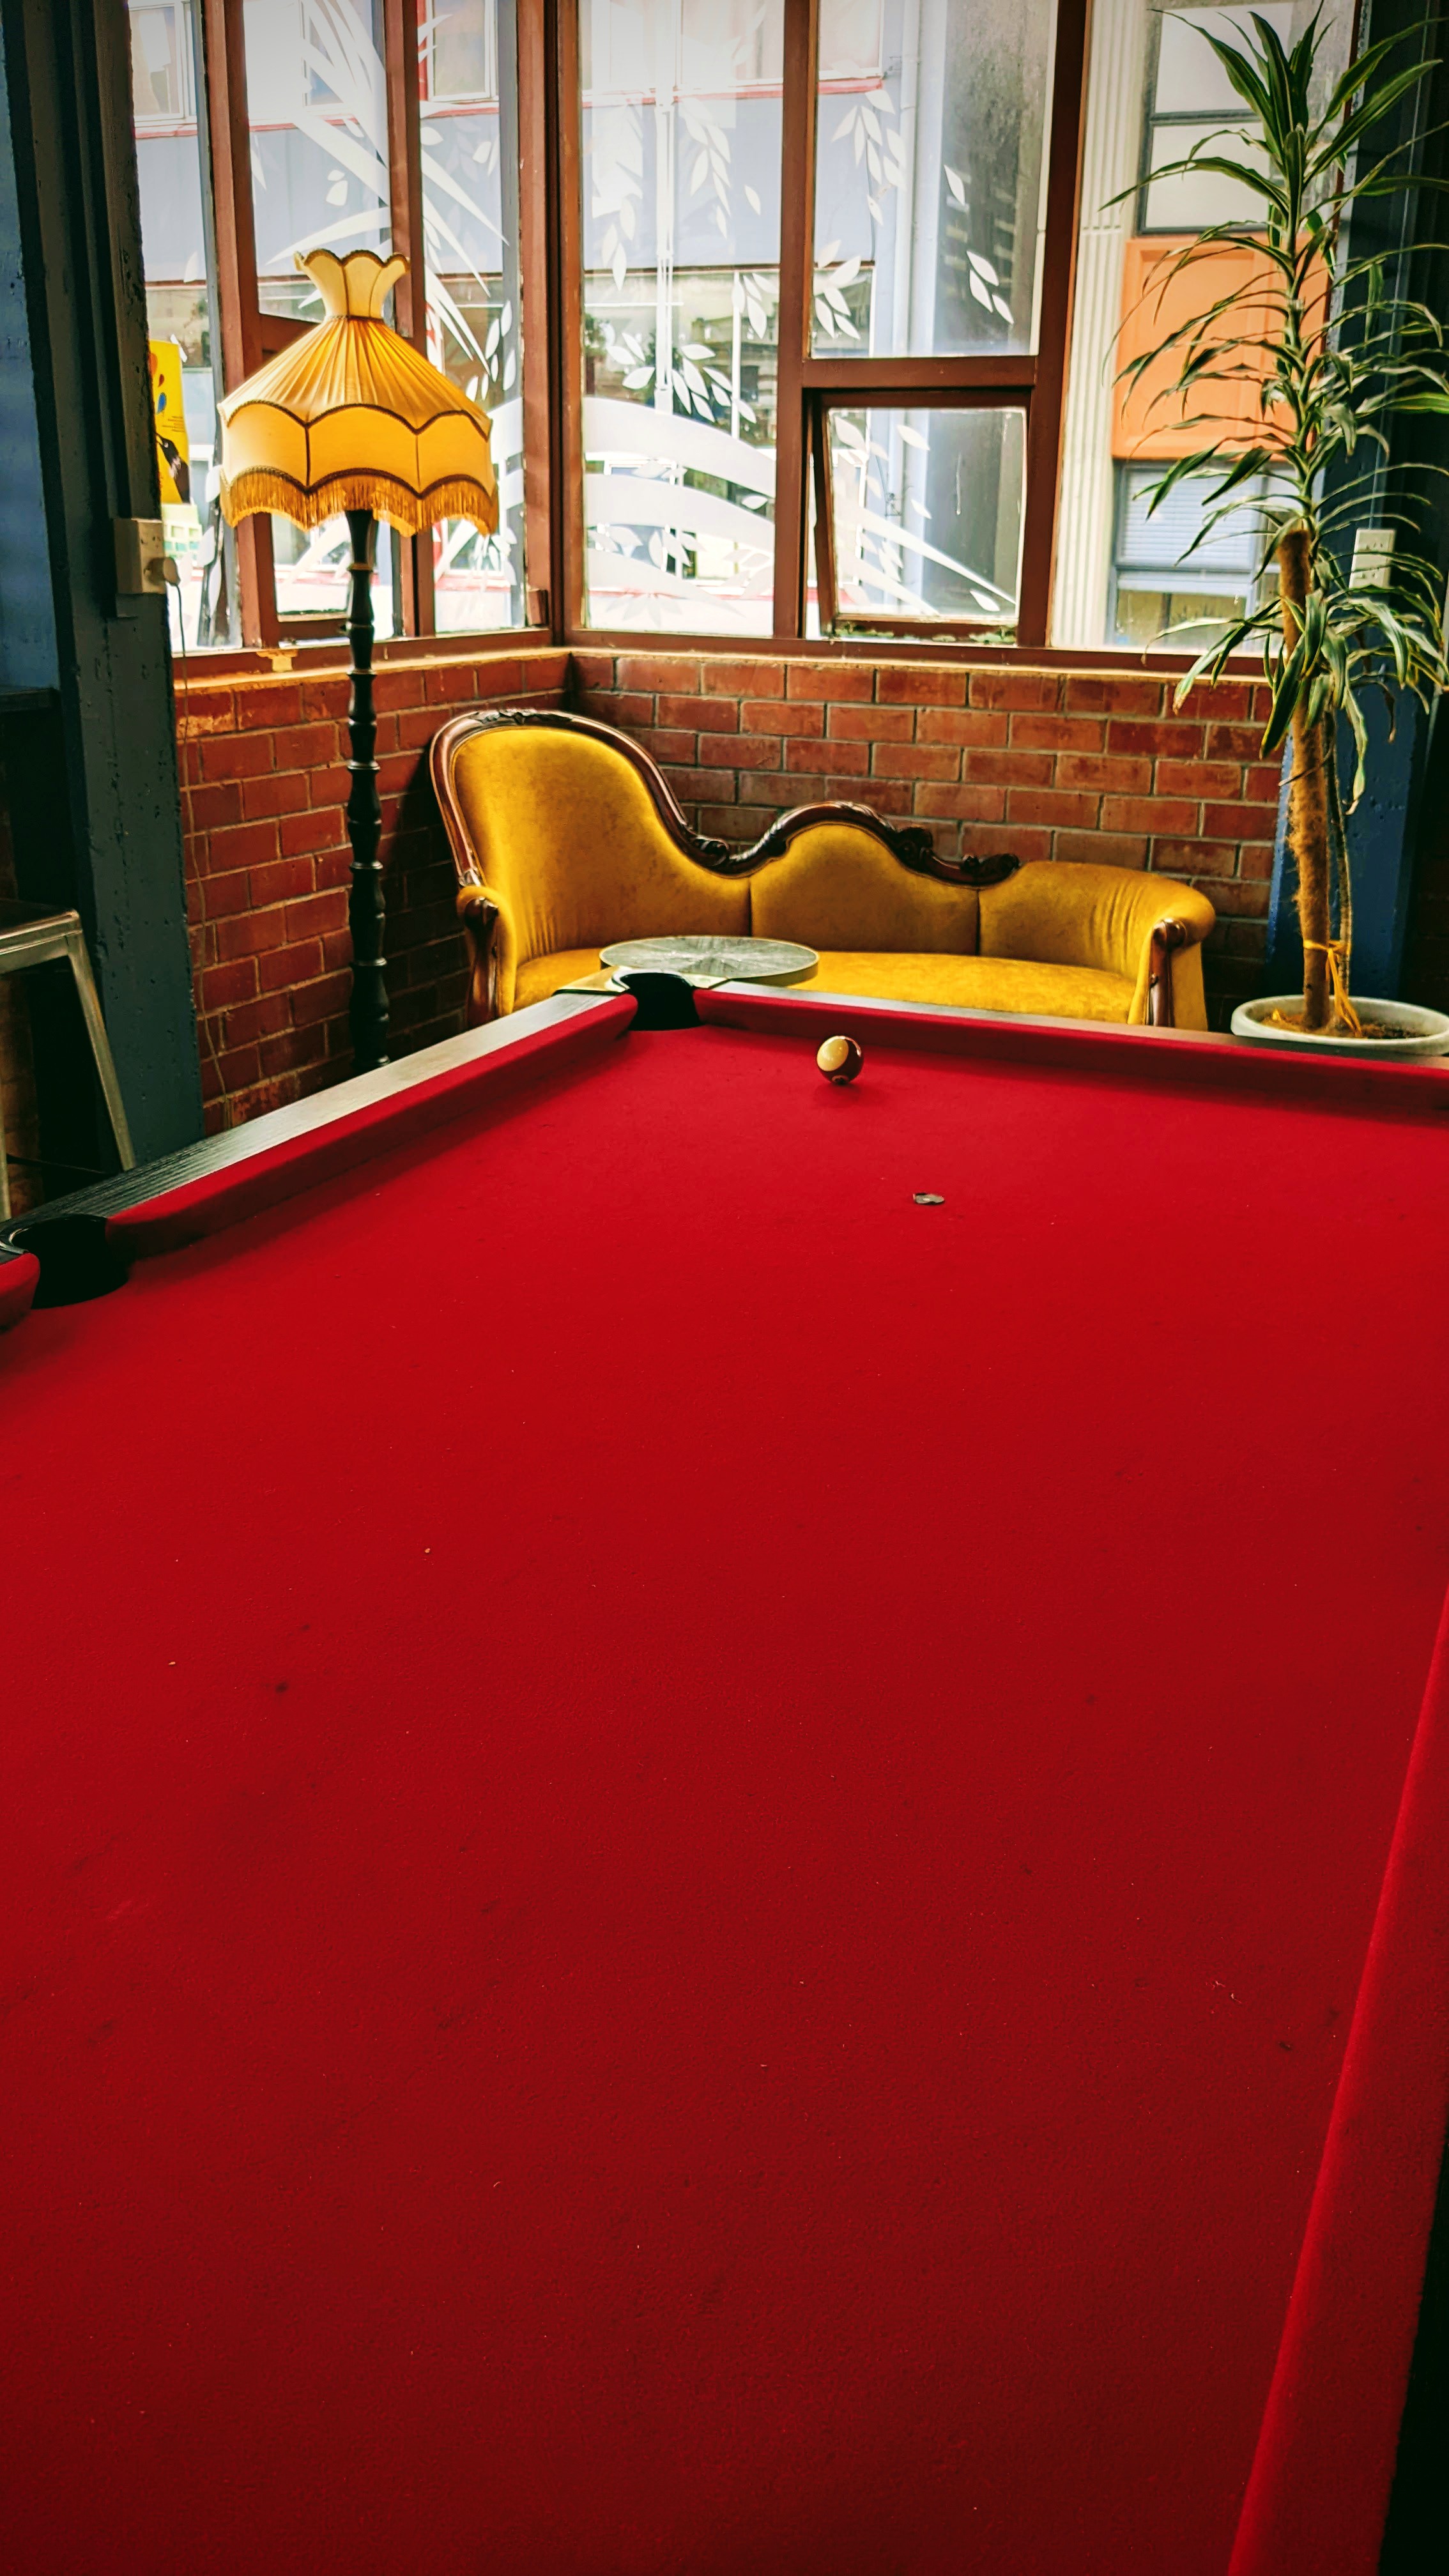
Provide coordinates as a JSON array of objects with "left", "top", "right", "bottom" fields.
[{"left": 430, "top": 708, "right": 1216, "bottom": 1031}]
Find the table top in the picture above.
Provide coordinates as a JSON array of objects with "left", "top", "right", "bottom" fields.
[
  {"left": 599, "top": 931, "right": 818, "bottom": 983},
  {"left": 4, "top": 988, "right": 1448, "bottom": 2575}
]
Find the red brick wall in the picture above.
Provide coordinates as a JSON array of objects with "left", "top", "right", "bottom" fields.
[
  {"left": 175, "top": 643, "right": 1282, "bottom": 1133},
  {"left": 176, "top": 648, "right": 569, "bottom": 1131}
]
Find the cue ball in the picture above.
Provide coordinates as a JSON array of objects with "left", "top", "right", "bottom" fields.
[{"left": 817, "top": 1034, "right": 863, "bottom": 1085}]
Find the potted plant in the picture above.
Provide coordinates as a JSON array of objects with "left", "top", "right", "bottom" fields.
[{"left": 1123, "top": 9, "right": 1449, "bottom": 1055}]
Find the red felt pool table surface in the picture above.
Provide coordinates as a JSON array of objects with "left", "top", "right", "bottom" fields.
[{"left": 3, "top": 989, "right": 1449, "bottom": 2576}]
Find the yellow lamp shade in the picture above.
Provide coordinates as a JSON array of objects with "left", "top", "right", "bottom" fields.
[{"left": 218, "top": 249, "right": 498, "bottom": 536}]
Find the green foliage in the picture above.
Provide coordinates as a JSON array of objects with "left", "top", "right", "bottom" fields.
[{"left": 1119, "top": 9, "right": 1449, "bottom": 803}]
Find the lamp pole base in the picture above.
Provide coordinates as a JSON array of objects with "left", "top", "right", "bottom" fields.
[{"left": 344, "top": 506, "right": 387, "bottom": 1073}]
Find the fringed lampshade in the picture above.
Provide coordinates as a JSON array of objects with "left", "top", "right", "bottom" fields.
[
  {"left": 217, "top": 249, "right": 498, "bottom": 1072},
  {"left": 218, "top": 249, "right": 498, "bottom": 538}
]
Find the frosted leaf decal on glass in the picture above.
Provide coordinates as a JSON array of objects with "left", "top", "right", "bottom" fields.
[
  {"left": 240, "top": 3, "right": 526, "bottom": 628},
  {"left": 828, "top": 406, "right": 1023, "bottom": 626},
  {"left": 419, "top": 3, "right": 528, "bottom": 629},
  {"left": 242, "top": 0, "right": 391, "bottom": 297},
  {"left": 580, "top": 0, "right": 785, "bottom": 632},
  {"left": 242, "top": 1, "right": 394, "bottom": 628},
  {"left": 813, "top": 0, "right": 1055, "bottom": 358},
  {"left": 128, "top": 0, "right": 235, "bottom": 645}
]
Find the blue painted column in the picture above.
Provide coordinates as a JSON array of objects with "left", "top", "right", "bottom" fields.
[
  {"left": 1, "top": 0, "right": 203, "bottom": 1162},
  {"left": 1265, "top": 697, "right": 1434, "bottom": 1003},
  {"left": 0, "top": 21, "right": 54, "bottom": 694}
]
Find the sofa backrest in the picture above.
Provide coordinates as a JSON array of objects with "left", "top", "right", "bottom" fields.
[
  {"left": 443, "top": 719, "right": 748, "bottom": 962},
  {"left": 747, "top": 821, "right": 980, "bottom": 954}
]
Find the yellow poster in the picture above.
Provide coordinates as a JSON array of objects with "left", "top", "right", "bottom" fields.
[{"left": 148, "top": 338, "right": 192, "bottom": 508}]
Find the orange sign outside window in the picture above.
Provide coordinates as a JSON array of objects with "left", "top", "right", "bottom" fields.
[{"left": 1113, "top": 237, "right": 1330, "bottom": 462}]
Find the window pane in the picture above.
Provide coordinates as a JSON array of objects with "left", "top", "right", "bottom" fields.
[
  {"left": 266, "top": 513, "right": 396, "bottom": 629},
  {"left": 827, "top": 406, "right": 1024, "bottom": 625},
  {"left": 1117, "top": 463, "right": 1261, "bottom": 579},
  {"left": 420, "top": 0, "right": 528, "bottom": 629},
  {"left": 813, "top": 0, "right": 1055, "bottom": 358},
  {"left": 579, "top": 0, "right": 784, "bottom": 634},
  {"left": 127, "top": 0, "right": 235, "bottom": 645},
  {"left": 1152, "top": 3, "right": 1294, "bottom": 112},
  {"left": 1143, "top": 6, "right": 1294, "bottom": 226},
  {"left": 1140, "top": 119, "right": 1268, "bottom": 230},
  {"left": 819, "top": 0, "right": 885, "bottom": 80},
  {"left": 243, "top": 0, "right": 390, "bottom": 300},
  {"left": 1108, "top": 460, "right": 1269, "bottom": 648},
  {"left": 242, "top": 0, "right": 395, "bottom": 632},
  {"left": 1052, "top": 0, "right": 1351, "bottom": 650}
]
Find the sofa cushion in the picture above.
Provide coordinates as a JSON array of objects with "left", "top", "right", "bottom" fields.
[
  {"left": 514, "top": 948, "right": 607, "bottom": 1009},
  {"left": 790, "top": 952, "right": 1139, "bottom": 1021},
  {"left": 519, "top": 947, "right": 1138, "bottom": 1022},
  {"left": 747, "top": 822, "right": 980, "bottom": 953}
]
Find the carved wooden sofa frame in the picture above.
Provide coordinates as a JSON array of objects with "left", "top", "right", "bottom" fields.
[{"left": 430, "top": 707, "right": 1202, "bottom": 1031}]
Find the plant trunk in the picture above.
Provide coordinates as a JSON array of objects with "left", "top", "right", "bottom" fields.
[{"left": 1278, "top": 526, "right": 1332, "bottom": 1029}]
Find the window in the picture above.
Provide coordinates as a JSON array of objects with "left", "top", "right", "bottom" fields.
[
  {"left": 827, "top": 405, "right": 1025, "bottom": 628},
  {"left": 242, "top": 1, "right": 398, "bottom": 631},
  {"left": 813, "top": 0, "right": 1055, "bottom": 362},
  {"left": 1054, "top": 0, "right": 1351, "bottom": 652},
  {"left": 427, "top": 0, "right": 498, "bottom": 91},
  {"left": 578, "top": 0, "right": 785, "bottom": 634},
  {"left": 133, "top": 0, "right": 537, "bottom": 650},
  {"left": 803, "top": 0, "right": 1082, "bottom": 645},
  {"left": 127, "top": 0, "right": 235, "bottom": 647},
  {"left": 241, "top": 2, "right": 392, "bottom": 312},
  {"left": 1108, "top": 459, "right": 1270, "bottom": 650},
  {"left": 1138, "top": 3, "right": 1284, "bottom": 233},
  {"left": 571, "top": 0, "right": 1088, "bottom": 643},
  {"left": 131, "top": 3, "right": 199, "bottom": 123},
  {"left": 420, "top": 0, "right": 530, "bottom": 630},
  {"left": 133, "top": 0, "right": 1369, "bottom": 664}
]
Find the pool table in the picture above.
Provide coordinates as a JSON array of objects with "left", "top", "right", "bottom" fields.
[{"left": 3, "top": 983, "right": 1448, "bottom": 2576}]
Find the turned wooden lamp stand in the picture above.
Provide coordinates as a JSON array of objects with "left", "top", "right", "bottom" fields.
[
  {"left": 215, "top": 249, "right": 498, "bottom": 1073},
  {"left": 343, "top": 507, "right": 386, "bottom": 1067}
]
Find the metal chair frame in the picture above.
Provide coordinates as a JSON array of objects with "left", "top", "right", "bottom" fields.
[{"left": 0, "top": 903, "right": 135, "bottom": 1218}]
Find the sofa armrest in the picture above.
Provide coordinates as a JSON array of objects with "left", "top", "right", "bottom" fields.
[
  {"left": 977, "top": 861, "right": 1216, "bottom": 1027},
  {"left": 457, "top": 881, "right": 520, "bottom": 1024}
]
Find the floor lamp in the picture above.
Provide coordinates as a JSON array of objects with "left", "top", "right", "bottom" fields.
[{"left": 217, "top": 250, "right": 498, "bottom": 1074}]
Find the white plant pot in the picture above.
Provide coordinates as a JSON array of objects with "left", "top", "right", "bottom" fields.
[{"left": 1230, "top": 994, "right": 1449, "bottom": 1062}]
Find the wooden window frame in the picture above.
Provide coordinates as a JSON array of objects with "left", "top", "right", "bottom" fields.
[
  {"left": 555, "top": 0, "right": 1092, "bottom": 656},
  {"left": 194, "top": 0, "right": 555, "bottom": 650},
  {"left": 177, "top": 0, "right": 1238, "bottom": 673}
]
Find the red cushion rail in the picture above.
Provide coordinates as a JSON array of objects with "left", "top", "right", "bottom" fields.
[
  {"left": 0, "top": 1247, "right": 40, "bottom": 1330},
  {"left": 109, "top": 997, "right": 636, "bottom": 1258},
  {"left": 697, "top": 981, "right": 1449, "bottom": 1118},
  {"left": 1229, "top": 1583, "right": 1449, "bottom": 2572}
]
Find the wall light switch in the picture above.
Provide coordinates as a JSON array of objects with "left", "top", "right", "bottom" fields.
[{"left": 1350, "top": 526, "right": 1395, "bottom": 590}]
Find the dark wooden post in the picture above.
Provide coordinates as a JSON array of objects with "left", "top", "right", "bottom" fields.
[
  {"left": 0, "top": 0, "right": 204, "bottom": 1162},
  {"left": 344, "top": 507, "right": 387, "bottom": 1073}
]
